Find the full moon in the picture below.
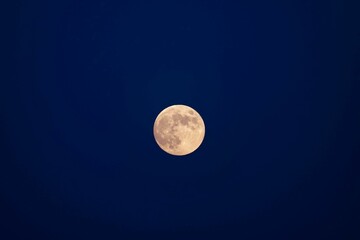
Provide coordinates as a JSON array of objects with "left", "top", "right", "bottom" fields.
[{"left": 153, "top": 105, "right": 205, "bottom": 156}]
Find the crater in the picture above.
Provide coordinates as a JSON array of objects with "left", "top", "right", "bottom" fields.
[
  {"left": 158, "top": 116, "right": 170, "bottom": 132},
  {"left": 172, "top": 113, "right": 190, "bottom": 126},
  {"left": 154, "top": 130, "right": 181, "bottom": 148}
]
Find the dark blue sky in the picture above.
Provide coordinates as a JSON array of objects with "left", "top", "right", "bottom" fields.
[{"left": 2, "top": 0, "right": 360, "bottom": 239}]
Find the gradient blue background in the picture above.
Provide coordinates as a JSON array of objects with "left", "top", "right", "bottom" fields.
[{"left": 1, "top": 0, "right": 360, "bottom": 239}]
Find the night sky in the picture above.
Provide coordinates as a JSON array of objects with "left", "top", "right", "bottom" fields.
[{"left": 2, "top": 0, "right": 360, "bottom": 239}]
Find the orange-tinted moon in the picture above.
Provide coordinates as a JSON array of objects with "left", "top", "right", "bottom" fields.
[{"left": 153, "top": 105, "right": 205, "bottom": 156}]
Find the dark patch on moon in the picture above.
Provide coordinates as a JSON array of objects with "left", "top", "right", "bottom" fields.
[
  {"left": 154, "top": 115, "right": 181, "bottom": 149},
  {"left": 172, "top": 113, "right": 190, "bottom": 126},
  {"left": 157, "top": 116, "right": 170, "bottom": 132},
  {"left": 181, "top": 116, "right": 190, "bottom": 126}
]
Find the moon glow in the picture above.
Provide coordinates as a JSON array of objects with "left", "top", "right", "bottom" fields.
[{"left": 153, "top": 105, "right": 205, "bottom": 156}]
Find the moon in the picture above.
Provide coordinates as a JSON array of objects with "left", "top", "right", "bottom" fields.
[{"left": 153, "top": 105, "right": 205, "bottom": 156}]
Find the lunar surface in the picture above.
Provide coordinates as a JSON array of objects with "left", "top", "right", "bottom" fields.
[{"left": 153, "top": 105, "right": 205, "bottom": 156}]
